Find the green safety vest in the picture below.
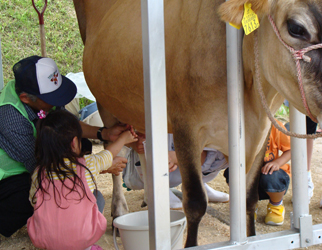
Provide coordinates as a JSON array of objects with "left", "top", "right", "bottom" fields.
[{"left": 0, "top": 80, "right": 36, "bottom": 180}]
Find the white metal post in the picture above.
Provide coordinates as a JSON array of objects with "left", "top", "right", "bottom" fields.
[
  {"left": 141, "top": 0, "right": 171, "bottom": 249},
  {"left": 226, "top": 23, "right": 247, "bottom": 244},
  {"left": 289, "top": 105, "right": 309, "bottom": 223},
  {"left": 0, "top": 36, "right": 4, "bottom": 90},
  {"left": 289, "top": 105, "right": 312, "bottom": 247}
]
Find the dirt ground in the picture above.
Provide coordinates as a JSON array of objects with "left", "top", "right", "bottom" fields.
[{"left": 1, "top": 138, "right": 322, "bottom": 250}]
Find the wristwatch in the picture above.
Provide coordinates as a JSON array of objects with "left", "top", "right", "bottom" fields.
[{"left": 97, "top": 127, "right": 107, "bottom": 142}]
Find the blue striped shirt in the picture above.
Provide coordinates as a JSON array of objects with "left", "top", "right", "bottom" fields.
[
  {"left": 0, "top": 103, "right": 38, "bottom": 173},
  {"left": 0, "top": 103, "right": 63, "bottom": 173}
]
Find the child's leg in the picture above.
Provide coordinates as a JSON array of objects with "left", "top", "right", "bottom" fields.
[
  {"left": 259, "top": 169, "right": 290, "bottom": 203},
  {"left": 258, "top": 169, "right": 290, "bottom": 226},
  {"left": 266, "top": 191, "right": 285, "bottom": 204}
]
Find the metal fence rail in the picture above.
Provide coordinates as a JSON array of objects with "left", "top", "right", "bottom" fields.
[{"left": 139, "top": 0, "right": 320, "bottom": 248}]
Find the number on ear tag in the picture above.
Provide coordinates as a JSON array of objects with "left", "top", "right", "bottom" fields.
[{"left": 242, "top": 3, "right": 260, "bottom": 35}]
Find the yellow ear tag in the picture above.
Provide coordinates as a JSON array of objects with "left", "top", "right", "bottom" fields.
[{"left": 242, "top": 3, "right": 260, "bottom": 35}]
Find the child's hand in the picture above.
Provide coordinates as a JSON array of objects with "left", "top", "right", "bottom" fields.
[
  {"left": 128, "top": 125, "right": 137, "bottom": 138},
  {"left": 101, "top": 156, "right": 128, "bottom": 175},
  {"left": 120, "top": 130, "right": 138, "bottom": 144},
  {"left": 128, "top": 133, "right": 145, "bottom": 154},
  {"left": 261, "top": 162, "right": 280, "bottom": 175}
]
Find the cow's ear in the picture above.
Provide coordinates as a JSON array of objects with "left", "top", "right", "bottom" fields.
[{"left": 218, "top": 0, "right": 270, "bottom": 26}]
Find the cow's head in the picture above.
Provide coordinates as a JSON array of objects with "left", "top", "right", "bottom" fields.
[{"left": 219, "top": 0, "right": 322, "bottom": 124}]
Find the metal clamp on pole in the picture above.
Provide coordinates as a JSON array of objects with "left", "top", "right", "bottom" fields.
[{"left": 299, "top": 215, "right": 313, "bottom": 248}]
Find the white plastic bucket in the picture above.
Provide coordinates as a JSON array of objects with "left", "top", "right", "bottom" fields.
[{"left": 113, "top": 210, "right": 186, "bottom": 250}]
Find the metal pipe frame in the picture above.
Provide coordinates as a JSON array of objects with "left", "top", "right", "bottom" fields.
[
  {"left": 141, "top": 0, "right": 171, "bottom": 249},
  {"left": 187, "top": 224, "right": 322, "bottom": 250},
  {"left": 289, "top": 105, "right": 313, "bottom": 248},
  {"left": 226, "top": 23, "right": 247, "bottom": 244},
  {"left": 139, "top": 0, "right": 320, "bottom": 249}
]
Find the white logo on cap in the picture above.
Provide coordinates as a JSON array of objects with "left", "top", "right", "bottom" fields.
[{"left": 36, "top": 58, "right": 62, "bottom": 94}]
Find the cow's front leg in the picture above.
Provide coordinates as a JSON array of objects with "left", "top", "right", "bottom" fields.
[
  {"left": 246, "top": 174, "right": 259, "bottom": 236},
  {"left": 181, "top": 167, "right": 207, "bottom": 247},
  {"left": 173, "top": 128, "right": 207, "bottom": 247}
]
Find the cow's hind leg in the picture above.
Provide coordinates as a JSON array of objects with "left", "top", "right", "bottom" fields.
[
  {"left": 173, "top": 128, "right": 207, "bottom": 247},
  {"left": 246, "top": 129, "right": 270, "bottom": 236}
]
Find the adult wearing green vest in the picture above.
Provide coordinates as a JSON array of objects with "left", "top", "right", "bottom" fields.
[{"left": 0, "top": 56, "right": 129, "bottom": 237}]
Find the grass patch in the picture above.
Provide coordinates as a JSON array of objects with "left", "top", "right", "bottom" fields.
[
  {"left": 0, "top": 0, "right": 93, "bottom": 108},
  {"left": 1, "top": 0, "right": 84, "bottom": 82}
]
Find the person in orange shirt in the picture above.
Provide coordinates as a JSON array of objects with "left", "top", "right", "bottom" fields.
[
  {"left": 224, "top": 120, "right": 291, "bottom": 226},
  {"left": 258, "top": 120, "right": 291, "bottom": 226}
]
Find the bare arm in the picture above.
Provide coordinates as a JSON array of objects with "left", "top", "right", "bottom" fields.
[
  {"left": 80, "top": 121, "right": 133, "bottom": 141},
  {"left": 105, "top": 130, "right": 138, "bottom": 157}
]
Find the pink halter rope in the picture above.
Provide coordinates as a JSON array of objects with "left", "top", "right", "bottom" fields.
[{"left": 268, "top": 15, "right": 322, "bottom": 123}]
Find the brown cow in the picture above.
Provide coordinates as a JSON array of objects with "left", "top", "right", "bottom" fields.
[{"left": 73, "top": 0, "right": 322, "bottom": 247}]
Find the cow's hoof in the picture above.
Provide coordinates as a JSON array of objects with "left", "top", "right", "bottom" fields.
[{"left": 141, "top": 200, "right": 147, "bottom": 207}]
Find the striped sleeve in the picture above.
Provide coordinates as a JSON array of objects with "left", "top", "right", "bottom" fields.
[{"left": 84, "top": 150, "right": 113, "bottom": 192}]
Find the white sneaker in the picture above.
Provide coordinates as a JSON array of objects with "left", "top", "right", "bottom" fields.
[
  {"left": 169, "top": 189, "right": 182, "bottom": 210},
  {"left": 204, "top": 183, "right": 229, "bottom": 203},
  {"left": 308, "top": 175, "right": 314, "bottom": 203}
]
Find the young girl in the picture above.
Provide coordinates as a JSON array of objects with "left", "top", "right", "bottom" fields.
[{"left": 27, "top": 109, "right": 137, "bottom": 250}]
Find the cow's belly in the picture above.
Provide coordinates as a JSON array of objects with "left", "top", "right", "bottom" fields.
[{"left": 82, "top": 0, "right": 229, "bottom": 146}]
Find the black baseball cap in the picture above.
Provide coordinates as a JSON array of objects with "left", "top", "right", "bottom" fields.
[{"left": 13, "top": 56, "right": 77, "bottom": 106}]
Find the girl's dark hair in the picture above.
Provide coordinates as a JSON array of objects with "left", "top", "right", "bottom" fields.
[{"left": 33, "top": 109, "right": 97, "bottom": 209}]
